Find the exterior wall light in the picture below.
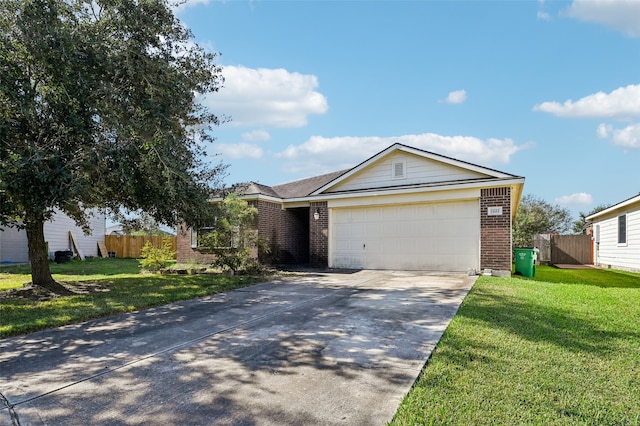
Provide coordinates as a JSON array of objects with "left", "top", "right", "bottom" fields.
[{"left": 313, "top": 209, "right": 320, "bottom": 221}]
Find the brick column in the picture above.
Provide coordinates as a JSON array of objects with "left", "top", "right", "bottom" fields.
[
  {"left": 309, "top": 201, "right": 328, "bottom": 268},
  {"left": 480, "top": 187, "right": 512, "bottom": 276}
]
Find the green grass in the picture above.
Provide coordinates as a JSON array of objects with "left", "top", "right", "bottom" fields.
[
  {"left": 391, "top": 265, "right": 640, "bottom": 425},
  {"left": 0, "top": 258, "right": 267, "bottom": 338},
  {"left": 0, "top": 257, "right": 144, "bottom": 290}
]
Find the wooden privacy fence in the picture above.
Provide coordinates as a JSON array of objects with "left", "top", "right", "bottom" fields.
[
  {"left": 532, "top": 234, "right": 552, "bottom": 263},
  {"left": 551, "top": 234, "right": 592, "bottom": 265},
  {"left": 530, "top": 234, "right": 593, "bottom": 265},
  {"left": 104, "top": 235, "right": 177, "bottom": 259}
]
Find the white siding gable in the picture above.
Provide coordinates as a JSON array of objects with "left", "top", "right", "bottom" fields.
[
  {"left": 0, "top": 227, "right": 29, "bottom": 263},
  {"left": 0, "top": 210, "right": 105, "bottom": 262},
  {"left": 593, "top": 202, "right": 640, "bottom": 272},
  {"left": 44, "top": 209, "right": 106, "bottom": 257},
  {"left": 326, "top": 152, "right": 488, "bottom": 193}
]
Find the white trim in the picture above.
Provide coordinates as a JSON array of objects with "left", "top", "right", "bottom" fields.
[
  {"left": 327, "top": 188, "right": 480, "bottom": 209},
  {"left": 587, "top": 194, "right": 640, "bottom": 220},
  {"left": 210, "top": 177, "right": 525, "bottom": 222},
  {"left": 208, "top": 193, "right": 284, "bottom": 204},
  {"left": 287, "top": 177, "right": 525, "bottom": 204}
]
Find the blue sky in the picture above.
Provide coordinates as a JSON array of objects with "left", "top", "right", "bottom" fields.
[{"left": 174, "top": 0, "right": 640, "bottom": 220}]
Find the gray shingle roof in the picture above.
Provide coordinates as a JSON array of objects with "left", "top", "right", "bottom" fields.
[
  {"left": 271, "top": 170, "right": 348, "bottom": 198},
  {"left": 242, "top": 169, "right": 349, "bottom": 200}
]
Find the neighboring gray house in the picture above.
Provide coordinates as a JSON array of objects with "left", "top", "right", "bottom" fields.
[
  {"left": 587, "top": 193, "right": 640, "bottom": 273},
  {"left": 0, "top": 210, "right": 105, "bottom": 263}
]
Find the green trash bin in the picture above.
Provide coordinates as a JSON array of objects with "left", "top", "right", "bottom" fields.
[{"left": 514, "top": 248, "right": 537, "bottom": 277}]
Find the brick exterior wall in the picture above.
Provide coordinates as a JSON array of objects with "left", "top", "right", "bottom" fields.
[
  {"left": 176, "top": 223, "right": 217, "bottom": 264},
  {"left": 309, "top": 201, "right": 328, "bottom": 268},
  {"left": 177, "top": 188, "right": 514, "bottom": 272},
  {"left": 176, "top": 200, "right": 310, "bottom": 266},
  {"left": 480, "top": 187, "right": 512, "bottom": 274},
  {"left": 256, "top": 200, "right": 309, "bottom": 264}
]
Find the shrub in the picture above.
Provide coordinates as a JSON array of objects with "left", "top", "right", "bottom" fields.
[
  {"left": 198, "top": 194, "right": 269, "bottom": 275},
  {"left": 139, "top": 238, "right": 176, "bottom": 272}
]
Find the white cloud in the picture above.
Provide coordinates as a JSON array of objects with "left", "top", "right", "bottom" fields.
[
  {"left": 215, "top": 143, "right": 263, "bottom": 160},
  {"left": 172, "top": 0, "right": 211, "bottom": 13},
  {"left": 564, "top": 0, "right": 640, "bottom": 37},
  {"left": 442, "top": 90, "right": 467, "bottom": 104},
  {"left": 204, "top": 65, "right": 328, "bottom": 128},
  {"left": 596, "top": 122, "right": 640, "bottom": 148},
  {"left": 596, "top": 123, "right": 612, "bottom": 138},
  {"left": 275, "top": 133, "right": 530, "bottom": 176},
  {"left": 555, "top": 193, "right": 594, "bottom": 207},
  {"left": 533, "top": 84, "right": 640, "bottom": 118},
  {"left": 537, "top": 0, "right": 552, "bottom": 20},
  {"left": 241, "top": 129, "right": 271, "bottom": 142},
  {"left": 537, "top": 11, "right": 551, "bottom": 21}
]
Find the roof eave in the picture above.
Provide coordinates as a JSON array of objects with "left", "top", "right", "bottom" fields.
[
  {"left": 586, "top": 193, "right": 640, "bottom": 221},
  {"left": 285, "top": 177, "right": 525, "bottom": 204}
]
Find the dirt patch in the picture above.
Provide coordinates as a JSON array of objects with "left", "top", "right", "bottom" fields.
[
  {"left": 553, "top": 264, "right": 603, "bottom": 269},
  {"left": 0, "top": 282, "right": 111, "bottom": 302}
]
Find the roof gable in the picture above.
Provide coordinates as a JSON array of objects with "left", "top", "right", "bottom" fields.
[
  {"left": 587, "top": 193, "right": 640, "bottom": 221},
  {"left": 312, "top": 143, "right": 518, "bottom": 195}
]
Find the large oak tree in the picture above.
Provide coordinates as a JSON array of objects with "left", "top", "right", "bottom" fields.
[
  {"left": 0, "top": 0, "right": 225, "bottom": 293},
  {"left": 513, "top": 194, "right": 573, "bottom": 248}
]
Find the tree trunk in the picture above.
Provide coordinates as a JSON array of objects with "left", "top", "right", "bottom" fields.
[{"left": 25, "top": 215, "right": 74, "bottom": 295}]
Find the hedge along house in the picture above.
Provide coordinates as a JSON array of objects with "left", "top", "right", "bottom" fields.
[{"left": 177, "top": 143, "right": 525, "bottom": 276}]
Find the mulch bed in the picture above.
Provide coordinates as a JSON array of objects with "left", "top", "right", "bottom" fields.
[{"left": 0, "top": 282, "right": 111, "bottom": 302}]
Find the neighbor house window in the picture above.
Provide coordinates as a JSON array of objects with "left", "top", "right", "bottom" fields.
[{"left": 618, "top": 214, "right": 627, "bottom": 244}]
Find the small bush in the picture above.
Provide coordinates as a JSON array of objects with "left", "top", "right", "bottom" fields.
[
  {"left": 139, "top": 238, "right": 176, "bottom": 272},
  {"left": 198, "top": 194, "right": 270, "bottom": 275}
]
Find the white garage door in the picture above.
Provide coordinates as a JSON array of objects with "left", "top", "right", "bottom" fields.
[{"left": 330, "top": 200, "right": 480, "bottom": 271}]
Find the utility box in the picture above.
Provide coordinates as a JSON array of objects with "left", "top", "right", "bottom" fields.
[
  {"left": 514, "top": 248, "right": 538, "bottom": 277},
  {"left": 54, "top": 250, "right": 74, "bottom": 264}
]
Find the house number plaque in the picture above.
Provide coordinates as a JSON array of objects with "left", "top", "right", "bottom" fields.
[{"left": 487, "top": 206, "right": 503, "bottom": 216}]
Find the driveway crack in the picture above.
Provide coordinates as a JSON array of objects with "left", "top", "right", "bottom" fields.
[{"left": 0, "top": 391, "right": 20, "bottom": 426}]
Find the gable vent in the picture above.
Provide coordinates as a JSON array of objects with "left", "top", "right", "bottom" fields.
[{"left": 392, "top": 160, "right": 406, "bottom": 179}]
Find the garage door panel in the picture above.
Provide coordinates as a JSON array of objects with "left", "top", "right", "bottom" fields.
[
  {"left": 365, "top": 208, "right": 381, "bottom": 221},
  {"left": 331, "top": 200, "right": 479, "bottom": 271},
  {"left": 334, "top": 240, "right": 354, "bottom": 252},
  {"left": 332, "top": 255, "right": 365, "bottom": 269},
  {"left": 337, "top": 223, "right": 364, "bottom": 238},
  {"left": 397, "top": 222, "right": 416, "bottom": 237}
]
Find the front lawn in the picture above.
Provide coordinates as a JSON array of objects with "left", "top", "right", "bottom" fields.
[
  {"left": 391, "top": 266, "right": 640, "bottom": 425},
  {"left": 0, "top": 258, "right": 268, "bottom": 338}
]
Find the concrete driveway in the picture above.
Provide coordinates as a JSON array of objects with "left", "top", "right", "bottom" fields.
[{"left": 0, "top": 270, "right": 476, "bottom": 425}]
